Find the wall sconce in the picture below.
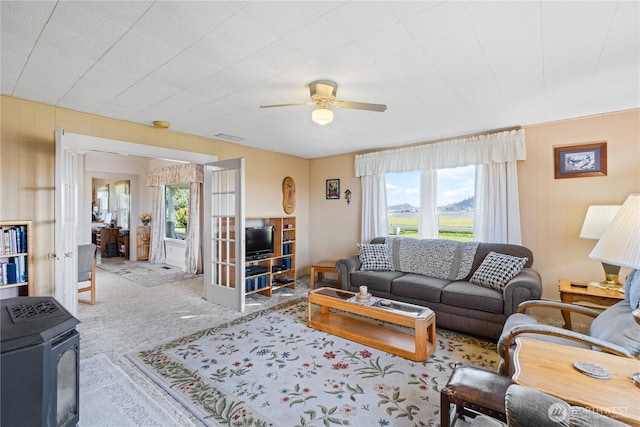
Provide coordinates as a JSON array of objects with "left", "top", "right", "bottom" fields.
[{"left": 344, "top": 189, "right": 352, "bottom": 204}]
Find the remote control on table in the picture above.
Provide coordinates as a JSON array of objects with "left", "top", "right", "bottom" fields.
[{"left": 570, "top": 282, "right": 588, "bottom": 288}]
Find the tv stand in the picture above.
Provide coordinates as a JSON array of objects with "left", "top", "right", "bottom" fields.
[{"left": 244, "top": 216, "right": 296, "bottom": 297}]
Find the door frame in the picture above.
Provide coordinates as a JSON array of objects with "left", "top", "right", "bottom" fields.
[{"left": 55, "top": 129, "right": 217, "bottom": 313}]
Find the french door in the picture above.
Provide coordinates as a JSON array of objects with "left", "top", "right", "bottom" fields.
[
  {"left": 203, "top": 158, "right": 245, "bottom": 311},
  {"left": 54, "top": 127, "right": 79, "bottom": 315}
]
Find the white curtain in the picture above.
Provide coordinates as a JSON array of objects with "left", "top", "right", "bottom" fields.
[
  {"left": 360, "top": 174, "right": 388, "bottom": 242},
  {"left": 474, "top": 161, "right": 522, "bottom": 244},
  {"left": 147, "top": 164, "right": 204, "bottom": 270},
  {"left": 355, "top": 129, "right": 526, "bottom": 175},
  {"left": 419, "top": 170, "right": 438, "bottom": 239},
  {"left": 149, "top": 186, "right": 166, "bottom": 263},
  {"left": 184, "top": 182, "right": 201, "bottom": 274},
  {"left": 355, "top": 129, "right": 526, "bottom": 243}
]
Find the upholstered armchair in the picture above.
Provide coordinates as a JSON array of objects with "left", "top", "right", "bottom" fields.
[
  {"left": 78, "top": 243, "right": 97, "bottom": 305},
  {"left": 497, "top": 274, "right": 640, "bottom": 376},
  {"left": 469, "top": 384, "right": 628, "bottom": 427}
]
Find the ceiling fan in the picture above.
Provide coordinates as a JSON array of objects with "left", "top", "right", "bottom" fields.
[{"left": 260, "top": 80, "right": 387, "bottom": 125}]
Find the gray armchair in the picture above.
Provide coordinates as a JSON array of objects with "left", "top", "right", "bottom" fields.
[
  {"left": 470, "top": 384, "right": 628, "bottom": 427},
  {"left": 78, "top": 243, "right": 97, "bottom": 305}
]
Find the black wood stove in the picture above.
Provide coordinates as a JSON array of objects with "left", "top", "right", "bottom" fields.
[{"left": 1, "top": 296, "right": 80, "bottom": 427}]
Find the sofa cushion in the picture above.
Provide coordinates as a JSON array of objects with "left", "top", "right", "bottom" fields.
[
  {"left": 350, "top": 270, "right": 403, "bottom": 294},
  {"left": 357, "top": 243, "right": 394, "bottom": 271},
  {"left": 390, "top": 274, "right": 450, "bottom": 303},
  {"left": 470, "top": 251, "right": 528, "bottom": 291},
  {"left": 441, "top": 281, "right": 504, "bottom": 314}
]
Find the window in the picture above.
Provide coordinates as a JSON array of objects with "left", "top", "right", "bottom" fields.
[
  {"left": 114, "top": 180, "right": 130, "bottom": 230},
  {"left": 165, "top": 184, "right": 189, "bottom": 240},
  {"left": 386, "top": 165, "right": 475, "bottom": 241}
]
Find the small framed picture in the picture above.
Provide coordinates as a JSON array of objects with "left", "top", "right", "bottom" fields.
[
  {"left": 326, "top": 179, "right": 340, "bottom": 199},
  {"left": 554, "top": 142, "right": 607, "bottom": 179}
]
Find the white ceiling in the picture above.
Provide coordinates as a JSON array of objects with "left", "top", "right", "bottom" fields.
[{"left": 2, "top": 1, "right": 638, "bottom": 159}]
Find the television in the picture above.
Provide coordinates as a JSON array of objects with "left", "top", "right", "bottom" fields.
[{"left": 245, "top": 226, "right": 275, "bottom": 259}]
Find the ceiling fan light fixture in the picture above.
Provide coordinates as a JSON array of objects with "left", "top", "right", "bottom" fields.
[{"left": 312, "top": 107, "right": 333, "bottom": 125}]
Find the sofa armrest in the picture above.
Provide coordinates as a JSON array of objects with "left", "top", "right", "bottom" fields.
[
  {"left": 502, "top": 268, "right": 543, "bottom": 316},
  {"left": 335, "top": 255, "right": 361, "bottom": 290}
]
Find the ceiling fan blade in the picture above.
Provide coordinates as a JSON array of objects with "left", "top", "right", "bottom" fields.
[
  {"left": 259, "top": 102, "right": 313, "bottom": 108},
  {"left": 332, "top": 100, "right": 387, "bottom": 112}
]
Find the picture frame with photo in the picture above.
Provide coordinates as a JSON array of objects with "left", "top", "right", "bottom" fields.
[
  {"left": 554, "top": 142, "right": 607, "bottom": 179},
  {"left": 326, "top": 179, "right": 340, "bottom": 199}
]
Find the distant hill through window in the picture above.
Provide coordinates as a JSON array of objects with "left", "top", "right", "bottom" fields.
[{"left": 386, "top": 167, "right": 475, "bottom": 241}]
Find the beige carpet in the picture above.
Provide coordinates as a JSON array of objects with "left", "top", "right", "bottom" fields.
[{"left": 96, "top": 261, "right": 202, "bottom": 287}]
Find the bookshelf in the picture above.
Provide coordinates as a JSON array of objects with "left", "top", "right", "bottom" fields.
[
  {"left": 244, "top": 216, "right": 296, "bottom": 297},
  {"left": 0, "top": 220, "right": 34, "bottom": 299}
]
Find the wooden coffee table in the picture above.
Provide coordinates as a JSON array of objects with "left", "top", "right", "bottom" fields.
[
  {"left": 512, "top": 337, "right": 640, "bottom": 426},
  {"left": 307, "top": 287, "right": 436, "bottom": 361}
]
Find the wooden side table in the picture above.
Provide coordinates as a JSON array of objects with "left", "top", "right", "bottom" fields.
[
  {"left": 309, "top": 260, "right": 341, "bottom": 289},
  {"left": 512, "top": 337, "right": 640, "bottom": 426},
  {"left": 136, "top": 226, "right": 151, "bottom": 260},
  {"left": 558, "top": 279, "right": 624, "bottom": 329}
]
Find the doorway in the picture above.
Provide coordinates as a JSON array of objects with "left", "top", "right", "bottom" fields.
[{"left": 55, "top": 129, "right": 218, "bottom": 315}]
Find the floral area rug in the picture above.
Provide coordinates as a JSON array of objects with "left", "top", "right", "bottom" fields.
[
  {"left": 97, "top": 261, "right": 201, "bottom": 287},
  {"left": 127, "top": 298, "right": 500, "bottom": 427}
]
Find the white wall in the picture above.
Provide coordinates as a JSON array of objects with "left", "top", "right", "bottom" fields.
[
  {"left": 164, "top": 240, "right": 186, "bottom": 268},
  {"left": 79, "top": 153, "right": 152, "bottom": 259}
]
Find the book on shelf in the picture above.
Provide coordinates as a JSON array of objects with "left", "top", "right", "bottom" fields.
[
  {"left": 0, "top": 225, "right": 27, "bottom": 255},
  {"left": 6, "top": 261, "right": 18, "bottom": 284},
  {"left": 0, "top": 256, "right": 27, "bottom": 285}
]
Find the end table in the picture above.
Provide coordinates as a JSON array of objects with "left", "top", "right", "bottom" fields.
[{"left": 558, "top": 279, "right": 624, "bottom": 329}]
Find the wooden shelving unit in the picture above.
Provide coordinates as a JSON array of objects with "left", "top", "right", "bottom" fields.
[
  {"left": 244, "top": 216, "right": 296, "bottom": 297},
  {"left": 0, "top": 220, "right": 34, "bottom": 299},
  {"left": 93, "top": 227, "right": 118, "bottom": 257},
  {"left": 136, "top": 226, "right": 151, "bottom": 260},
  {"left": 118, "top": 233, "right": 130, "bottom": 258}
]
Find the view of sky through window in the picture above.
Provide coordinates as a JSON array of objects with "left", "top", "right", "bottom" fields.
[{"left": 386, "top": 165, "right": 476, "bottom": 207}]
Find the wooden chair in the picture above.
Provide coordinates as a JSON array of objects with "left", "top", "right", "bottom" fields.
[{"left": 78, "top": 243, "right": 97, "bottom": 305}]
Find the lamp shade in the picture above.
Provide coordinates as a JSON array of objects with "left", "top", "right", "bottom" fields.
[
  {"left": 579, "top": 205, "right": 621, "bottom": 239},
  {"left": 589, "top": 193, "right": 640, "bottom": 269},
  {"left": 312, "top": 107, "right": 333, "bottom": 125}
]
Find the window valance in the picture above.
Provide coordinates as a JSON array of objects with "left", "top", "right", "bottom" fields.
[
  {"left": 354, "top": 129, "right": 526, "bottom": 177},
  {"left": 147, "top": 163, "right": 204, "bottom": 186}
]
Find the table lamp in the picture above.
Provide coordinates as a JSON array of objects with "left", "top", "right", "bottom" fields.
[
  {"left": 579, "top": 205, "right": 621, "bottom": 286},
  {"left": 589, "top": 194, "right": 640, "bottom": 289}
]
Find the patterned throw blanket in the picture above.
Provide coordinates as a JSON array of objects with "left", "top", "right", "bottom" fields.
[{"left": 386, "top": 237, "right": 479, "bottom": 281}]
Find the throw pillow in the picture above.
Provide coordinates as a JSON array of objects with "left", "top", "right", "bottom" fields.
[
  {"left": 470, "top": 251, "right": 528, "bottom": 291},
  {"left": 358, "top": 243, "right": 394, "bottom": 271}
]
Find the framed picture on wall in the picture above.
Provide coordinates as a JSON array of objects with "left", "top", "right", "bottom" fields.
[
  {"left": 326, "top": 179, "right": 340, "bottom": 199},
  {"left": 554, "top": 141, "right": 607, "bottom": 179}
]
